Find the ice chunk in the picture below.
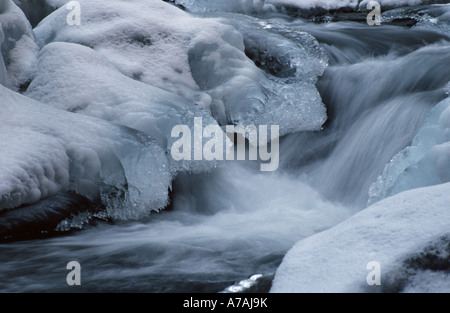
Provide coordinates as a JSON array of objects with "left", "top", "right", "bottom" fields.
[
  {"left": 0, "top": 85, "right": 171, "bottom": 220},
  {"left": 0, "top": 0, "right": 38, "bottom": 90},
  {"left": 25, "top": 41, "right": 221, "bottom": 174},
  {"left": 33, "top": 0, "right": 327, "bottom": 137},
  {"left": 368, "top": 95, "right": 450, "bottom": 205},
  {"left": 190, "top": 14, "right": 328, "bottom": 135},
  {"left": 271, "top": 182, "right": 450, "bottom": 293}
]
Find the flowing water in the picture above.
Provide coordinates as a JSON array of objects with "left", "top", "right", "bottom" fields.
[{"left": 1, "top": 7, "right": 449, "bottom": 293}]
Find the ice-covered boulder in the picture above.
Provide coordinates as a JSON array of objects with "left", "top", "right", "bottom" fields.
[
  {"left": 0, "top": 85, "right": 171, "bottom": 220},
  {"left": 368, "top": 94, "right": 450, "bottom": 205},
  {"left": 33, "top": 0, "right": 327, "bottom": 137},
  {"left": 24, "top": 41, "right": 221, "bottom": 174},
  {"left": 0, "top": 0, "right": 39, "bottom": 90},
  {"left": 271, "top": 182, "right": 450, "bottom": 293},
  {"left": 201, "top": 14, "right": 328, "bottom": 134}
]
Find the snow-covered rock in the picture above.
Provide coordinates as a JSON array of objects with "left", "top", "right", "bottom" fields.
[
  {"left": 0, "top": 0, "right": 39, "bottom": 90},
  {"left": 32, "top": 0, "right": 327, "bottom": 136},
  {"left": 271, "top": 182, "right": 450, "bottom": 293},
  {"left": 24, "top": 41, "right": 221, "bottom": 174},
  {"left": 0, "top": 85, "right": 171, "bottom": 220}
]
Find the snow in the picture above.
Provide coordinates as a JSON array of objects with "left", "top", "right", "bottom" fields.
[
  {"left": 32, "top": 0, "right": 328, "bottom": 137},
  {"left": 0, "top": 0, "right": 38, "bottom": 90},
  {"left": 271, "top": 182, "right": 450, "bottom": 293},
  {"left": 24, "top": 41, "right": 221, "bottom": 174},
  {"left": 0, "top": 85, "right": 171, "bottom": 220}
]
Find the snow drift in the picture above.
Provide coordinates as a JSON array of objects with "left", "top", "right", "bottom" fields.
[{"left": 271, "top": 182, "right": 450, "bottom": 293}]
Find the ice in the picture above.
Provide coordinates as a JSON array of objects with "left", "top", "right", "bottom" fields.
[
  {"left": 0, "top": 0, "right": 39, "bottom": 90},
  {"left": 174, "top": 0, "right": 445, "bottom": 14},
  {"left": 381, "top": 4, "right": 450, "bottom": 35},
  {"left": 272, "top": 0, "right": 358, "bottom": 11},
  {"left": 413, "top": 4, "right": 450, "bottom": 36},
  {"left": 271, "top": 182, "right": 450, "bottom": 293},
  {"left": 368, "top": 95, "right": 450, "bottom": 205},
  {"left": 0, "top": 85, "right": 171, "bottom": 220},
  {"left": 193, "top": 14, "right": 328, "bottom": 135},
  {"left": 174, "top": 0, "right": 358, "bottom": 13},
  {"left": 172, "top": 0, "right": 272, "bottom": 14},
  {"left": 24, "top": 41, "right": 221, "bottom": 174},
  {"left": 33, "top": 0, "right": 327, "bottom": 137}
]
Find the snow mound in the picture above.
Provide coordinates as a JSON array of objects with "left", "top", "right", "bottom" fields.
[
  {"left": 0, "top": 0, "right": 38, "bottom": 90},
  {"left": 33, "top": 0, "right": 327, "bottom": 136},
  {"left": 0, "top": 85, "right": 171, "bottom": 220},
  {"left": 25, "top": 41, "right": 221, "bottom": 174},
  {"left": 271, "top": 182, "right": 450, "bottom": 293}
]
